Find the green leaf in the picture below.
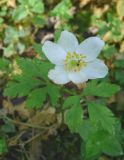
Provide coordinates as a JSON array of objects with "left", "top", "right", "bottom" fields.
[
  {"left": 65, "top": 96, "right": 83, "bottom": 132},
  {"left": 32, "top": 16, "right": 46, "bottom": 26},
  {"left": 103, "top": 44, "right": 117, "bottom": 59},
  {"left": 4, "top": 26, "right": 18, "bottom": 44},
  {"left": 3, "top": 44, "right": 16, "bottom": 57},
  {"left": 0, "top": 58, "right": 10, "bottom": 71},
  {"left": 26, "top": 88, "right": 47, "bottom": 108},
  {"left": 84, "top": 130, "right": 123, "bottom": 160},
  {"left": 51, "top": 0, "right": 72, "bottom": 19},
  {"left": 1, "top": 122, "right": 16, "bottom": 133},
  {"left": 16, "top": 58, "right": 40, "bottom": 77},
  {"left": 115, "top": 70, "right": 124, "bottom": 85},
  {"left": 78, "top": 120, "right": 95, "bottom": 141},
  {"left": 83, "top": 81, "right": 120, "bottom": 97},
  {"left": 12, "top": 5, "right": 29, "bottom": 22},
  {"left": 4, "top": 58, "right": 56, "bottom": 108},
  {"left": 0, "top": 18, "right": 4, "bottom": 24},
  {"left": 31, "top": 1, "right": 44, "bottom": 14},
  {"left": 47, "top": 84, "right": 60, "bottom": 106},
  {"left": 62, "top": 96, "right": 80, "bottom": 110},
  {"left": 102, "top": 135, "right": 123, "bottom": 156},
  {"left": 114, "top": 60, "right": 124, "bottom": 68},
  {"left": 88, "top": 102, "right": 116, "bottom": 133},
  {"left": 0, "top": 138, "right": 8, "bottom": 155},
  {"left": 26, "top": 84, "right": 60, "bottom": 108},
  {"left": 33, "top": 43, "right": 43, "bottom": 55},
  {"left": 4, "top": 75, "right": 42, "bottom": 101},
  {"left": 4, "top": 77, "right": 41, "bottom": 97},
  {"left": 18, "top": 0, "right": 28, "bottom": 5},
  {"left": 16, "top": 58, "right": 53, "bottom": 79},
  {"left": 80, "top": 120, "right": 123, "bottom": 159}
]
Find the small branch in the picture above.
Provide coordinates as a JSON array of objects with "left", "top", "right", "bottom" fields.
[
  {"left": 22, "top": 132, "right": 43, "bottom": 146},
  {"left": 0, "top": 111, "right": 51, "bottom": 130},
  {"left": 7, "top": 118, "right": 49, "bottom": 130}
]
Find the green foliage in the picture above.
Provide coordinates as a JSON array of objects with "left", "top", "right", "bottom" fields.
[
  {"left": 4, "top": 58, "right": 59, "bottom": 108},
  {"left": 88, "top": 102, "right": 116, "bottom": 133},
  {"left": 115, "top": 70, "right": 124, "bottom": 85},
  {"left": 84, "top": 130, "right": 123, "bottom": 160},
  {"left": 0, "top": 6, "right": 7, "bottom": 24},
  {"left": 26, "top": 84, "right": 60, "bottom": 108},
  {"left": 3, "top": 26, "right": 29, "bottom": 57},
  {"left": 83, "top": 81, "right": 120, "bottom": 97},
  {"left": 103, "top": 44, "right": 117, "bottom": 59},
  {"left": 4, "top": 77, "right": 41, "bottom": 97},
  {"left": 106, "top": 13, "right": 124, "bottom": 42},
  {"left": 114, "top": 60, "right": 124, "bottom": 85},
  {"left": 63, "top": 96, "right": 120, "bottom": 158},
  {"left": 1, "top": 122, "right": 16, "bottom": 133},
  {"left": 33, "top": 43, "right": 43, "bottom": 55},
  {"left": 62, "top": 96, "right": 80, "bottom": 110},
  {"left": 92, "top": 12, "right": 124, "bottom": 42},
  {"left": 51, "top": 0, "right": 72, "bottom": 19},
  {"left": 1, "top": 0, "right": 124, "bottom": 159},
  {"left": 0, "top": 138, "right": 8, "bottom": 155},
  {"left": 4, "top": 26, "right": 29, "bottom": 44},
  {"left": 0, "top": 58, "right": 11, "bottom": 73},
  {"left": 26, "top": 88, "right": 47, "bottom": 108},
  {"left": 12, "top": 0, "right": 44, "bottom": 22},
  {"left": 78, "top": 101, "right": 123, "bottom": 159},
  {"left": 64, "top": 96, "right": 83, "bottom": 132},
  {"left": 79, "top": 120, "right": 123, "bottom": 160},
  {"left": 114, "top": 60, "right": 124, "bottom": 68}
]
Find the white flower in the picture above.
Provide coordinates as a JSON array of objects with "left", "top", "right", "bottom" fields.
[{"left": 42, "top": 31, "right": 108, "bottom": 85}]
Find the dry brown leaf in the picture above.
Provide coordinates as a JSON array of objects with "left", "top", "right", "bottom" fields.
[
  {"left": 102, "top": 31, "right": 111, "bottom": 42},
  {"left": 120, "top": 41, "right": 124, "bottom": 53},
  {"left": 3, "top": 99, "right": 31, "bottom": 119},
  {"left": 108, "top": 95, "right": 116, "bottom": 104},
  {"left": 29, "top": 107, "right": 56, "bottom": 126},
  {"left": 79, "top": 0, "right": 91, "bottom": 8},
  {"left": 116, "top": 0, "right": 124, "bottom": 20},
  {"left": 14, "top": 102, "right": 31, "bottom": 119},
  {"left": 7, "top": 0, "right": 16, "bottom": 8},
  {"left": 77, "top": 82, "right": 87, "bottom": 90},
  {"left": 99, "top": 155, "right": 111, "bottom": 160},
  {"left": 116, "top": 91, "right": 124, "bottom": 111},
  {"left": 92, "top": 5, "right": 109, "bottom": 17},
  {"left": 3, "top": 99, "right": 14, "bottom": 115},
  {"left": 12, "top": 59, "right": 22, "bottom": 75}
]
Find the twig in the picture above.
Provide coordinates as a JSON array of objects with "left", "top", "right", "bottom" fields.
[
  {"left": 22, "top": 132, "right": 43, "bottom": 146},
  {"left": 0, "top": 111, "right": 50, "bottom": 130}
]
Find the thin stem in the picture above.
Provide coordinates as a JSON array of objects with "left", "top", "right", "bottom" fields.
[
  {"left": 63, "top": 88, "right": 76, "bottom": 96},
  {"left": 0, "top": 111, "right": 50, "bottom": 130}
]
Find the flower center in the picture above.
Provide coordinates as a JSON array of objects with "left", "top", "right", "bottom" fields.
[{"left": 64, "top": 52, "right": 87, "bottom": 72}]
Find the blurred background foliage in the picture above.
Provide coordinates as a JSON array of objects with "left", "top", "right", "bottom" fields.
[{"left": 0, "top": 0, "right": 124, "bottom": 160}]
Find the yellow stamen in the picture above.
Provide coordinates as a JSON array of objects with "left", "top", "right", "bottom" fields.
[{"left": 64, "top": 52, "right": 87, "bottom": 72}]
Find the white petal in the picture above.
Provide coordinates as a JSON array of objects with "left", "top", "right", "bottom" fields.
[
  {"left": 58, "top": 30, "right": 78, "bottom": 53},
  {"left": 42, "top": 41, "right": 67, "bottom": 65},
  {"left": 83, "top": 59, "right": 108, "bottom": 79},
  {"left": 48, "top": 65, "right": 70, "bottom": 84},
  {"left": 76, "top": 37, "right": 105, "bottom": 62},
  {"left": 68, "top": 70, "right": 88, "bottom": 84}
]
